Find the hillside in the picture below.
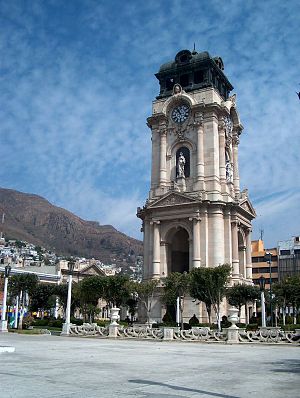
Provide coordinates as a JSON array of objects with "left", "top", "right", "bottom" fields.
[{"left": 0, "top": 187, "right": 143, "bottom": 266}]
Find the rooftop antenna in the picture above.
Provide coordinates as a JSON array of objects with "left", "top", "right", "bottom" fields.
[{"left": 259, "top": 228, "right": 264, "bottom": 241}]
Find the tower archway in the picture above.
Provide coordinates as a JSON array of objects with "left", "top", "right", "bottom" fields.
[{"left": 166, "top": 226, "right": 190, "bottom": 274}]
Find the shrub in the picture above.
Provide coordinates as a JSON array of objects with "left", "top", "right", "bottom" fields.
[
  {"left": 33, "top": 318, "right": 49, "bottom": 327},
  {"left": 246, "top": 323, "right": 258, "bottom": 331},
  {"left": 23, "top": 315, "right": 34, "bottom": 329},
  {"left": 281, "top": 324, "right": 300, "bottom": 332},
  {"left": 70, "top": 317, "right": 83, "bottom": 326},
  {"left": 96, "top": 320, "right": 108, "bottom": 327},
  {"left": 48, "top": 319, "right": 63, "bottom": 328}
]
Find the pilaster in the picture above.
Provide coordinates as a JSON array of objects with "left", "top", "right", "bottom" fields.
[
  {"left": 194, "top": 112, "right": 205, "bottom": 191},
  {"left": 151, "top": 220, "right": 161, "bottom": 279},
  {"left": 231, "top": 220, "right": 239, "bottom": 278},
  {"left": 232, "top": 130, "right": 240, "bottom": 197},
  {"left": 189, "top": 213, "right": 201, "bottom": 268},
  {"left": 245, "top": 228, "right": 252, "bottom": 280},
  {"left": 218, "top": 119, "right": 226, "bottom": 190},
  {"left": 159, "top": 120, "right": 167, "bottom": 187}
]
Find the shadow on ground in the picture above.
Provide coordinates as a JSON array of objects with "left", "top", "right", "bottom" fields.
[
  {"left": 129, "top": 379, "right": 240, "bottom": 398},
  {"left": 270, "top": 359, "right": 300, "bottom": 374}
]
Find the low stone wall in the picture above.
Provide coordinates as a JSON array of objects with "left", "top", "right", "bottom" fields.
[{"left": 68, "top": 323, "right": 300, "bottom": 345}]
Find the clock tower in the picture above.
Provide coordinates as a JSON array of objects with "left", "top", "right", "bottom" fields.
[{"left": 137, "top": 49, "right": 256, "bottom": 322}]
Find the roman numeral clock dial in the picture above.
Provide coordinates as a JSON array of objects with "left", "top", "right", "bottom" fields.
[{"left": 171, "top": 104, "right": 190, "bottom": 123}]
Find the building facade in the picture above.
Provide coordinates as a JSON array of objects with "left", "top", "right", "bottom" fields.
[
  {"left": 137, "top": 49, "right": 256, "bottom": 322},
  {"left": 251, "top": 240, "right": 278, "bottom": 289},
  {"left": 277, "top": 236, "right": 300, "bottom": 280}
]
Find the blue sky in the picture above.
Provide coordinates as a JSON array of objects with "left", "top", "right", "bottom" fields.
[{"left": 0, "top": 0, "right": 299, "bottom": 248}]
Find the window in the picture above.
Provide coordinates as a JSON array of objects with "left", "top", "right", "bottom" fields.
[
  {"left": 166, "top": 77, "right": 175, "bottom": 91},
  {"left": 180, "top": 74, "right": 189, "bottom": 87},
  {"left": 280, "top": 250, "right": 290, "bottom": 255},
  {"left": 194, "top": 70, "right": 204, "bottom": 84}
]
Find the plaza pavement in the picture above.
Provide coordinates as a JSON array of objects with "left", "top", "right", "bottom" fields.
[{"left": 0, "top": 333, "right": 299, "bottom": 398}]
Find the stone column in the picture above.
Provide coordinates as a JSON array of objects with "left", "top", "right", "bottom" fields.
[
  {"left": 149, "top": 125, "right": 159, "bottom": 192},
  {"left": 143, "top": 221, "right": 149, "bottom": 280},
  {"left": 239, "top": 246, "right": 246, "bottom": 278},
  {"left": 194, "top": 112, "right": 204, "bottom": 190},
  {"left": 208, "top": 206, "right": 224, "bottom": 266},
  {"left": 231, "top": 221, "right": 239, "bottom": 278},
  {"left": 245, "top": 228, "right": 252, "bottom": 280},
  {"left": 201, "top": 208, "right": 208, "bottom": 266},
  {"left": 160, "top": 241, "right": 168, "bottom": 277},
  {"left": 224, "top": 208, "right": 232, "bottom": 264},
  {"left": 159, "top": 123, "right": 167, "bottom": 187},
  {"left": 151, "top": 220, "right": 161, "bottom": 279},
  {"left": 189, "top": 239, "right": 193, "bottom": 271},
  {"left": 232, "top": 132, "right": 240, "bottom": 197},
  {"left": 189, "top": 214, "right": 201, "bottom": 268},
  {"left": 218, "top": 120, "right": 226, "bottom": 187}
]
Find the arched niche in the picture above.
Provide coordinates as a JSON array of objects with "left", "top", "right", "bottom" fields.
[
  {"left": 169, "top": 140, "right": 194, "bottom": 181},
  {"left": 176, "top": 146, "right": 190, "bottom": 178}
]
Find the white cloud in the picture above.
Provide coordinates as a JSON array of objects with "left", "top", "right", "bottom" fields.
[{"left": 0, "top": 0, "right": 299, "bottom": 245}]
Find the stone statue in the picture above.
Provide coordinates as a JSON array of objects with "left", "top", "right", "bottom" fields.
[
  {"left": 173, "top": 84, "right": 182, "bottom": 95},
  {"left": 177, "top": 152, "right": 186, "bottom": 178},
  {"left": 226, "top": 160, "right": 233, "bottom": 183}
]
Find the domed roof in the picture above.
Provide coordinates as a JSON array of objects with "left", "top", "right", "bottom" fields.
[{"left": 158, "top": 50, "right": 214, "bottom": 73}]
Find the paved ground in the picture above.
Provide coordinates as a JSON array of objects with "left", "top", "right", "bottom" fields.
[{"left": 0, "top": 333, "right": 299, "bottom": 398}]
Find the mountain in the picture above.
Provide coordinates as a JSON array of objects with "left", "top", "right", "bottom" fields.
[{"left": 0, "top": 187, "right": 143, "bottom": 266}]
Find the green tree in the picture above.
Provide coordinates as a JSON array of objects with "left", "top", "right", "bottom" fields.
[
  {"left": 226, "top": 284, "right": 260, "bottom": 323},
  {"left": 77, "top": 276, "right": 106, "bottom": 322},
  {"left": 30, "top": 283, "right": 56, "bottom": 317},
  {"left": 162, "top": 272, "right": 190, "bottom": 329},
  {"left": 103, "top": 275, "right": 130, "bottom": 308},
  {"left": 130, "top": 279, "right": 159, "bottom": 324},
  {"left": 273, "top": 276, "right": 300, "bottom": 325},
  {"left": 9, "top": 273, "right": 39, "bottom": 329},
  {"left": 190, "top": 264, "right": 231, "bottom": 330}
]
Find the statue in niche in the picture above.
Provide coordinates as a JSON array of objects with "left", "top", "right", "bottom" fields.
[
  {"left": 226, "top": 160, "right": 233, "bottom": 183},
  {"left": 173, "top": 84, "right": 182, "bottom": 95},
  {"left": 177, "top": 152, "right": 186, "bottom": 178}
]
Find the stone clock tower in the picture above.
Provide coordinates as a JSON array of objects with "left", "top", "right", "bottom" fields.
[{"left": 137, "top": 49, "right": 256, "bottom": 322}]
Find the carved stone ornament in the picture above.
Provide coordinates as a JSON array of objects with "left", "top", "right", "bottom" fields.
[
  {"left": 232, "top": 132, "right": 240, "bottom": 146},
  {"left": 173, "top": 83, "right": 182, "bottom": 95},
  {"left": 223, "top": 115, "right": 233, "bottom": 137},
  {"left": 228, "top": 94, "right": 236, "bottom": 107},
  {"left": 150, "top": 193, "right": 196, "bottom": 208},
  {"left": 226, "top": 159, "right": 233, "bottom": 183},
  {"left": 193, "top": 112, "right": 204, "bottom": 126}
]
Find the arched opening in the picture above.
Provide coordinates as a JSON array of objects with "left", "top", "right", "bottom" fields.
[
  {"left": 168, "top": 227, "right": 190, "bottom": 274},
  {"left": 176, "top": 147, "right": 190, "bottom": 178}
]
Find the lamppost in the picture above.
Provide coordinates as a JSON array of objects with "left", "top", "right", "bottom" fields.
[
  {"left": 258, "top": 275, "right": 266, "bottom": 328},
  {"left": 265, "top": 252, "right": 273, "bottom": 326},
  {"left": 61, "top": 259, "right": 75, "bottom": 335},
  {"left": 0, "top": 265, "right": 12, "bottom": 332}
]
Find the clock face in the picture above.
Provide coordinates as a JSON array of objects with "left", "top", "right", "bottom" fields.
[{"left": 171, "top": 104, "right": 190, "bottom": 123}]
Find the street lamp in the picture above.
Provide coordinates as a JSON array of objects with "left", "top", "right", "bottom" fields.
[
  {"left": 0, "top": 265, "right": 12, "bottom": 332},
  {"left": 265, "top": 252, "right": 273, "bottom": 326},
  {"left": 258, "top": 275, "right": 266, "bottom": 328},
  {"left": 61, "top": 259, "right": 75, "bottom": 335}
]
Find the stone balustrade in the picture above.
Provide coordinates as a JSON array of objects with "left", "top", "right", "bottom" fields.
[{"left": 67, "top": 323, "right": 300, "bottom": 345}]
